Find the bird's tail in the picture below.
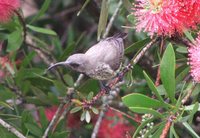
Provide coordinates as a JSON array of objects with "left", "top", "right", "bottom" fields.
[{"left": 113, "top": 32, "right": 127, "bottom": 39}]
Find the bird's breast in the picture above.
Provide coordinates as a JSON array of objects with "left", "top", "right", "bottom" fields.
[{"left": 86, "top": 63, "right": 116, "bottom": 80}]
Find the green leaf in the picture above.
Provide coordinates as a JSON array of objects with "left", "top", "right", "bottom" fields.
[
  {"left": 25, "top": 123, "right": 43, "bottom": 137},
  {"left": 80, "top": 111, "right": 86, "bottom": 121},
  {"left": 188, "top": 102, "right": 199, "bottom": 124},
  {"left": 170, "top": 124, "right": 179, "bottom": 138},
  {"left": 85, "top": 110, "right": 91, "bottom": 123},
  {"left": 122, "top": 93, "right": 164, "bottom": 109},
  {"left": 125, "top": 38, "right": 150, "bottom": 54},
  {"left": 182, "top": 122, "right": 200, "bottom": 138},
  {"left": 63, "top": 74, "right": 74, "bottom": 87},
  {"left": 151, "top": 122, "right": 165, "bottom": 137},
  {"left": 38, "top": 107, "right": 49, "bottom": 129},
  {"left": 127, "top": 14, "right": 135, "bottom": 24},
  {"left": 97, "top": 0, "right": 109, "bottom": 40},
  {"left": 176, "top": 46, "right": 188, "bottom": 54},
  {"left": 7, "top": 29, "right": 23, "bottom": 52},
  {"left": 185, "top": 103, "right": 200, "bottom": 111},
  {"left": 143, "top": 71, "right": 164, "bottom": 103},
  {"left": 53, "top": 80, "right": 67, "bottom": 95},
  {"left": 87, "top": 92, "right": 94, "bottom": 100},
  {"left": 70, "top": 107, "right": 82, "bottom": 114},
  {"left": 47, "top": 93, "right": 59, "bottom": 105},
  {"left": 129, "top": 107, "right": 163, "bottom": 118},
  {"left": 31, "top": 86, "right": 51, "bottom": 104},
  {"left": 160, "top": 43, "right": 176, "bottom": 103},
  {"left": 27, "top": 25, "right": 57, "bottom": 36},
  {"left": 184, "top": 30, "right": 194, "bottom": 42},
  {"left": 91, "top": 107, "right": 99, "bottom": 114},
  {"left": 144, "top": 121, "right": 166, "bottom": 138},
  {"left": 0, "top": 101, "right": 14, "bottom": 110},
  {"left": 20, "top": 52, "right": 36, "bottom": 68},
  {"left": 30, "top": 0, "right": 52, "bottom": 23}
]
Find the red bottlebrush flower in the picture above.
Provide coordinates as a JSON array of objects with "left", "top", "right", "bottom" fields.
[
  {"left": 188, "top": 35, "right": 200, "bottom": 82},
  {"left": 133, "top": 0, "right": 200, "bottom": 36},
  {"left": 0, "top": 0, "right": 20, "bottom": 22},
  {"left": 44, "top": 106, "right": 58, "bottom": 121},
  {"left": 97, "top": 109, "right": 134, "bottom": 138}
]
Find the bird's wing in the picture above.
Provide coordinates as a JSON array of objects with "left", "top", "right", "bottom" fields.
[{"left": 85, "top": 36, "right": 124, "bottom": 70}]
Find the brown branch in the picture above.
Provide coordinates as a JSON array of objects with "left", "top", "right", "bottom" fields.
[
  {"left": 155, "top": 37, "right": 165, "bottom": 87},
  {"left": 91, "top": 103, "right": 107, "bottom": 138},
  {"left": 160, "top": 116, "right": 176, "bottom": 138},
  {"left": 14, "top": 10, "right": 26, "bottom": 42},
  {"left": 0, "top": 118, "right": 26, "bottom": 138},
  {"left": 102, "top": 0, "right": 123, "bottom": 38},
  {"left": 155, "top": 66, "right": 161, "bottom": 87},
  {"left": 108, "top": 106, "right": 141, "bottom": 123}
]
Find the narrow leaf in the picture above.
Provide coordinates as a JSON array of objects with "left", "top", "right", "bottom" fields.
[
  {"left": 188, "top": 102, "right": 199, "bottom": 124},
  {"left": 70, "top": 107, "right": 82, "bottom": 114},
  {"left": 85, "top": 111, "right": 91, "bottom": 123},
  {"left": 125, "top": 38, "right": 150, "bottom": 54},
  {"left": 91, "top": 107, "right": 99, "bottom": 114},
  {"left": 80, "top": 111, "right": 86, "bottom": 121},
  {"left": 143, "top": 71, "right": 164, "bottom": 102},
  {"left": 185, "top": 103, "right": 200, "bottom": 111},
  {"left": 122, "top": 93, "right": 164, "bottom": 109},
  {"left": 129, "top": 107, "right": 163, "bottom": 118},
  {"left": 25, "top": 123, "right": 43, "bottom": 137},
  {"left": 97, "top": 0, "right": 109, "bottom": 40},
  {"left": 160, "top": 43, "right": 176, "bottom": 103},
  {"left": 30, "top": 0, "right": 52, "bottom": 23},
  {"left": 182, "top": 122, "right": 200, "bottom": 138},
  {"left": 0, "top": 101, "right": 14, "bottom": 110},
  {"left": 38, "top": 107, "right": 49, "bottom": 129},
  {"left": 27, "top": 25, "right": 57, "bottom": 36},
  {"left": 77, "top": 0, "right": 91, "bottom": 16},
  {"left": 184, "top": 30, "right": 194, "bottom": 42}
]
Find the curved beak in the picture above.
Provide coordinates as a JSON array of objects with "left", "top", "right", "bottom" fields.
[{"left": 47, "top": 61, "right": 68, "bottom": 71}]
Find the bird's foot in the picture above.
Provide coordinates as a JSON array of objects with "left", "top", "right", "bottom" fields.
[
  {"left": 101, "top": 85, "right": 111, "bottom": 94},
  {"left": 117, "top": 73, "right": 123, "bottom": 82},
  {"left": 99, "top": 81, "right": 111, "bottom": 94}
]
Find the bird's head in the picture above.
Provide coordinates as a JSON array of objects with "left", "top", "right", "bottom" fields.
[{"left": 47, "top": 54, "right": 89, "bottom": 73}]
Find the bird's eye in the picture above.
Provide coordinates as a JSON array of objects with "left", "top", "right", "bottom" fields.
[{"left": 70, "top": 63, "right": 80, "bottom": 68}]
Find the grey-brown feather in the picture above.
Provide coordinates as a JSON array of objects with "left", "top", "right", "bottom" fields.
[
  {"left": 48, "top": 34, "right": 125, "bottom": 80},
  {"left": 85, "top": 35, "right": 124, "bottom": 71}
]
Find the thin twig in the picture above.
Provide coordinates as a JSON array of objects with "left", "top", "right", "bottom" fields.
[
  {"left": 91, "top": 103, "right": 107, "bottom": 138},
  {"left": 42, "top": 88, "right": 74, "bottom": 138},
  {"left": 42, "top": 103, "right": 65, "bottom": 138},
  {"left": 0, "top": 118, "right": 26, "bottom": 138},
  {"left": 181, "top": 83, "right": 196, "bottom": 105},
  {"left": 102, "top": 0, "right": 123, "bottom": 38},
  {"left": 108, "top": 106, "right": 141, "bottom": 123},
  {"left": 155, "top": 38, "right": 164, "bottom": 87},
  {"left": 74, "top": 74, "right": 85, "bottom": 87}
]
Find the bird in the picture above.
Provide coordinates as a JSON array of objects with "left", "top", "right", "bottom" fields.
[{"left": 47, "top": 33, "right": 126, "bottom": 90}]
